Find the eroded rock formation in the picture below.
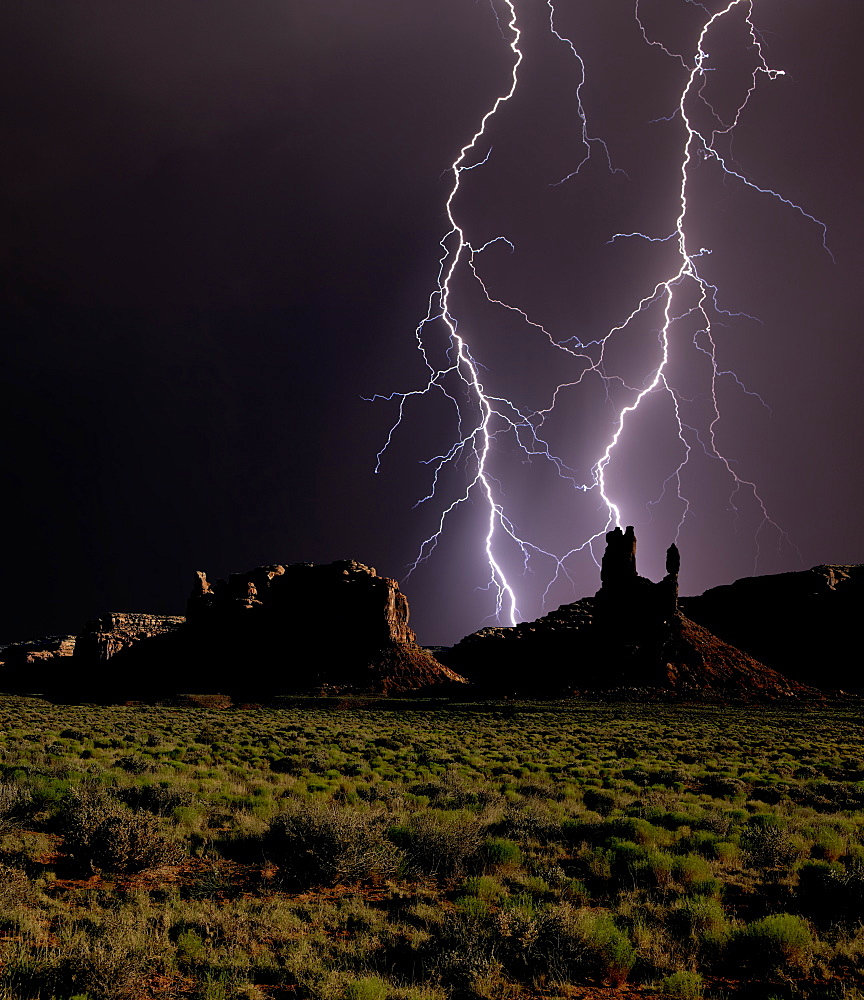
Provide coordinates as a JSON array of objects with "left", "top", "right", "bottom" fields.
[
  {"left": 444, "top": 527, "right": 816, "bottom": 699},
  {"left": 593, "top": 527, "right": 679, "bottom": 646},
  {"left": 186, "top": 560, "right": 418, "bottom": 647}
]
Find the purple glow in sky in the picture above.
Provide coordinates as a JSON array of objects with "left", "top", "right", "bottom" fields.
[
  {"left": 372, "top": 0, "right": 830, "bottom": 632},
  {"left": 0, "top": 1, "right": 861, "bottom": 646}
]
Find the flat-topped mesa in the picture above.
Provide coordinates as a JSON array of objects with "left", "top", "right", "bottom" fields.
[
  {"left": 179, "top": 559, "right": 463, "bottom": 694},
  {"left": 62, "top": 560, "right": 464, "bottom": 699},
  {"left": 680, "top": 563, "right": 864, "bottom": 690},
  {"left": 186, "top": 559, "right": 417, "bottom": 647}
]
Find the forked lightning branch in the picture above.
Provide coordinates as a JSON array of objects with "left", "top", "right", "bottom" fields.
[{"left": 370, "top": 0, "right": 829, "bottom": 628}]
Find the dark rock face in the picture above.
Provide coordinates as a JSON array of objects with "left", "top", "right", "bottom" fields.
[
  {"left": 0, "top": 634, "right": 76, "bottom": 695},
  {"left": 660, "top": 616, "right": 810, "bottom": 698},
  {"left": 681, "top": 565, "right": 864, "bottom": 691},
  {"left": 593, "top": 527, "right": 679, "bottom": 646},
  {"left": 444, "top": 527, "right": 815, "bottom": 700},
  {"left": 440, "top": 599, "right": 596, "bottom": 694},
  {"left": 72, "top": 560, "right": 464, "bottom": 699}
]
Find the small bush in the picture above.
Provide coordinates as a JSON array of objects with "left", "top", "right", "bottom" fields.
[
  {"left": 740, "top": 815, "right": 797, "bottom": 869},
  {"left": 265, "top": 802, "right": 398, "bottom": 886},
  {"left": 811, "top": 827, "right": 846, "bottom": 862},
  {"left": 672, "top": 854, "right": 714, "bottom": 888},
  {"left": 668, "top": 896, "right": 729, "bottom": 939},
  {"left": 481, "top": 838, "right": 522, "bottom": 867},
  {"left": 118, "top": 784, "right": 194, "bottom": 816},
  {"left": 658, "top": 970, "right": 704, "bottom": 998},
  {"left": 89, "top": 813, "right": 181, "bottom": 873},
  {"left": 57, "top": 787, "right": 180, "bottom": 873},
  {"left": 419, "top": 910, "right": 499, "bottom": 992},
  {"left": 345, "top": 977, "right": 388, "bottom": 1000},
  {"left": 797, "top": 859, "right": 864, "bottom": 925},
  {"left": 0, "top": 783, "right": 34, "bottom": 823},
  {"left": 390, "top": 811, "right": 485, "bottom": 879},
  {"left": 529, "top": 905, "right": 635, "bottom": 986},
  {"left": 732, "top": 913, "right": 815, "bottom": 975},
  {"left": 583, "top": 789, "right": 619, "bottom": 816},
  {"left": 460, "top": 876, "right": 507, "bottom": 903}
]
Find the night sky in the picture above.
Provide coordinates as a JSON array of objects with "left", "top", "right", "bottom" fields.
[{"left": 1, "top": 1, "right": 862, "bottom": 648}]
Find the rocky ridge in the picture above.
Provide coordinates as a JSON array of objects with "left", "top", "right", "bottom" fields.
[{"left": 0, "top": 542, "right": 852, "bottom": 700}]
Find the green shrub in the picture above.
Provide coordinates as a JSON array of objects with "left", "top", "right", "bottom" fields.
[
  {"left": 608, "top": 817, "right": 658, "bottom": 845},
  {"left": 390, "top": 810, "right": 484, "bottom": 879},
  {"left": 669, "top": 896, "right": 729, "bottom": 939},
  {"left": 645, "top": 849, "right": 675, "bottom": 889},
  {"left": 675, "top": 830, "right": 719, "bottom": 858},
  {"left": 713, "top": 841, "right": 740, "bottom": 866},
  {"left": 672, "top": 854, "right": 713, "bottom": 888},
  {"left": 732, "top": 913, "right": 815, "bottom": 975},
  {"left": 699, "top": 775, "right": 748, "bottom": 798},
  {"left": 582, "top": 789, "right": 619, "bottom": 816},
  {"left": 345, "top": 977, "right": 388, "bottom": 1000},
  {"left": 658, "top": 970, "right": 704, "bottom": 998},
  {"left": 481, "top": 838, "right": 522, "bottom": 867},
  {"left": 175, "top": 929, "right": 207, "bottom": 968},
  {"left": 529, "top": 905, "right": 635, "bottom": 986},
  {"left": 811, "top": 827, "right": 845, "bottom": 862},
  {"left": 118, "top": 784, "right": 194, "bottom": 816},
  {"left": 460, "top": 876, "right": 507, "bottom": 903},
  {"left": 265, "top": 802, "right": 398, "bottom": 887}
]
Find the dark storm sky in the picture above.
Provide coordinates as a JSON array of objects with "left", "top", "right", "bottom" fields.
[{"left": 1, "top": 1, "right": 861, "bottom": 647}]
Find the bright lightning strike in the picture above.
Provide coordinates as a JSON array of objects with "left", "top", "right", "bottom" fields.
[{"left": 370, "top": 0, "right": 828, "bottom": 630}]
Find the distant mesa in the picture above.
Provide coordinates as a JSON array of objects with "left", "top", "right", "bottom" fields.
[
  {"left": 178, "top": 559, "right": 466, "bottom": 696},
  {"left": 680, "top": 564, "right": 864, "bottom": 692}
]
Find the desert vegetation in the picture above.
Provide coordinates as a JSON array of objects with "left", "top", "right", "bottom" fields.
[{"left": 0, "top": 695, "right": 862, "bottom": 999}]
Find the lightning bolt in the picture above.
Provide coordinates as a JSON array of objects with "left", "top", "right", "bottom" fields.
[{"left": 370, "top": 0, "right": 827, "bottom": 629}]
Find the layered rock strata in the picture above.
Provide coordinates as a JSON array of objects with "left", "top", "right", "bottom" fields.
[
  {"left": 0, "top": 634, "right": 76, "bottom": 669},
  {"left": 74, "top": 613, "right": 185, "bottom": 663}
]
